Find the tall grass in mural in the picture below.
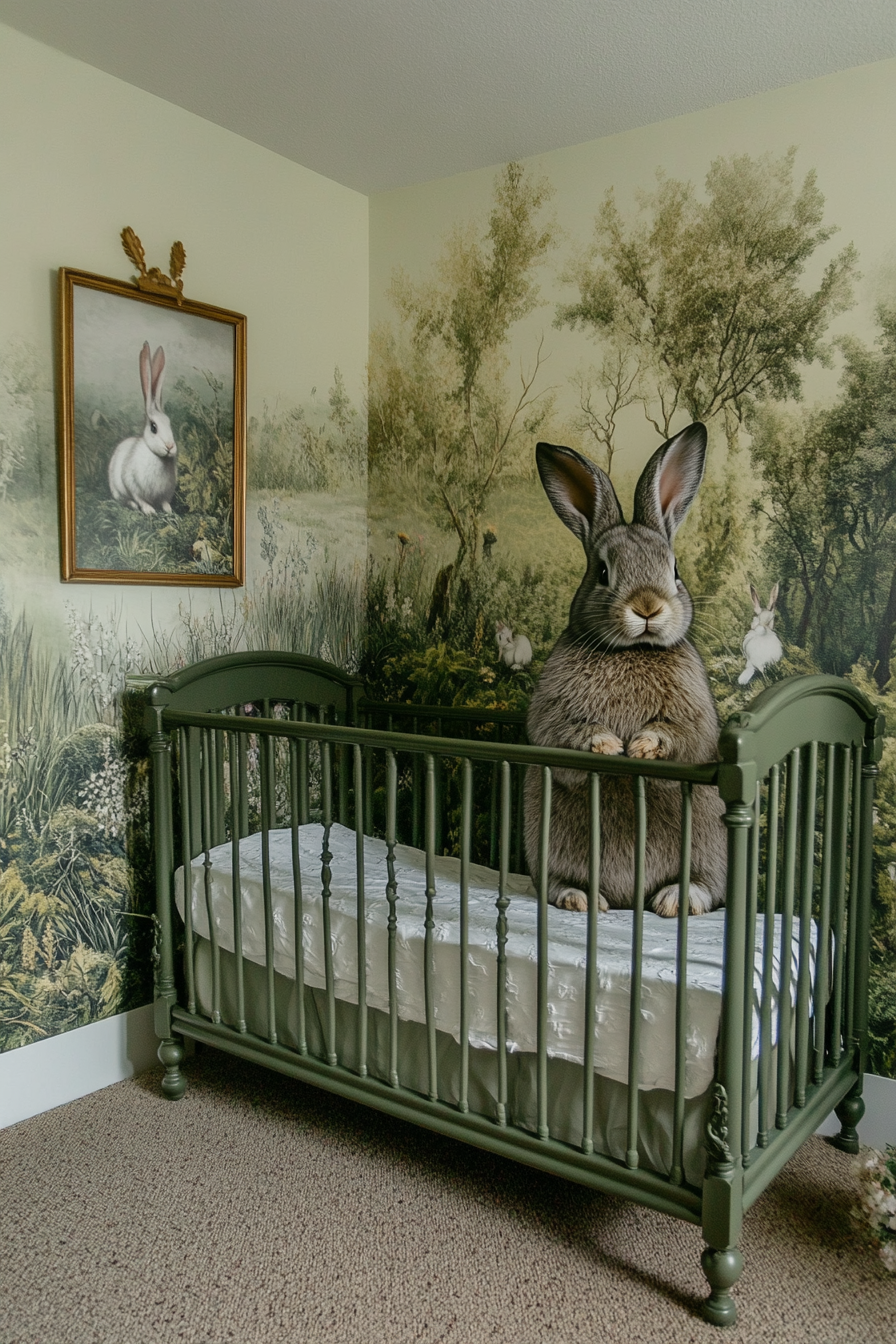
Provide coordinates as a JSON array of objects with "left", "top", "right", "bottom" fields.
[{"left": 0, "top": 599, "right": 149, "bottom": 1049}]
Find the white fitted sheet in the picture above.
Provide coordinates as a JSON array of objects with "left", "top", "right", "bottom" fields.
[{"left": 175, "top": 822, "right": 815, "bottom": 1098}]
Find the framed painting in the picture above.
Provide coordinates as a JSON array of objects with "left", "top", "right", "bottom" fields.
[{"left": 57, "top": 267, "right": 246, "bottom": 585}]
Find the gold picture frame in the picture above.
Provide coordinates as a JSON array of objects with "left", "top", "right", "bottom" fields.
[{"left": 57, "top": 266, "right": 246, "bottom": 585}]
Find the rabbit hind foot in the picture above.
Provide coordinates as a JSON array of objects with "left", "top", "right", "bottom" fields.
[{"left": 651, "top": 883, "right": 716, "bottom": 918}]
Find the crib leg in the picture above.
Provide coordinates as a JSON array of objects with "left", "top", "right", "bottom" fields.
[
  {"left": 831, "top": 1082, "right": 865, "bottom": 1154},
  {"left": 158, "top": 1035, "right": 187, "bottom": 1100},
  {"left": 701, "top": 1245, "right": 743, "bottom": 1327}
]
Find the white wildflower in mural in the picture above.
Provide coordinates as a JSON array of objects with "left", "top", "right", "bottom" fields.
[
  {"left": 65, "top": 604, "right": 140, "bottom": 719},
  {"left": 77, "top": 737, "right": 128, "bottom": 839}
]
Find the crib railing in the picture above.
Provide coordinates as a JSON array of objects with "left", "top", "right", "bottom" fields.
[{"left": 136, "top": 657, "right": 882, "bottom": 1259}]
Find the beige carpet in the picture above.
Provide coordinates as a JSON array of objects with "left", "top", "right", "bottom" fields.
[{"left": 0, "top": 1047, "right": 892, "bottom": 1344}]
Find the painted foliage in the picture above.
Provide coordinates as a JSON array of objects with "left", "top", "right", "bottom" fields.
[{"left": 366, "top": 155, "right": 896, "bottom": 1077}]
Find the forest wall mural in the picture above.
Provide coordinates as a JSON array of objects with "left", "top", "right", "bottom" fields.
[{"left": 365, "top": 61, "right": 896, "bottom": 1078}]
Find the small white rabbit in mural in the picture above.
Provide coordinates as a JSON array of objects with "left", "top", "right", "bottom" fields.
[
  {"left": 495, "top": 621, "right": 533, "bottom": 671},
  {"left": 108, "top": 342, "right": 177, "bottom": 514},
  {"left": 738, "top": 584, "right": 782, "bottom": 685}
]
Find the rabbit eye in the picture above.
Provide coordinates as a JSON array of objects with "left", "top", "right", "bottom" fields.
[
  {"left": 150, "top": 420, "right": 158, "bottom": 434},
  {"left": 597, "top": 559, "right": 609, "bottom": 586}
]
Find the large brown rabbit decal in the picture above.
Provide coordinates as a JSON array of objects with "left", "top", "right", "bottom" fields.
[{"left": 523, "top": 423, "right": 727, "bottom": 917}]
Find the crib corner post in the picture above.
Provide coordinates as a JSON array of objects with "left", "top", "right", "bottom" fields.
[
  {"left": 831, "top": 1083, "right": 865, "bottom": 1154},
  {"left": 148, "top": 694, "right": 187, "bottom": 1102},
  {"left": 833, "top": 730, "right": 880, "bottom": 1151},
  {"left": 157, "top": 1034, "right": 187, "bottom": 1101},
  {"left": 700, "top": 1083, "right": 744, "bottom": 1327}
]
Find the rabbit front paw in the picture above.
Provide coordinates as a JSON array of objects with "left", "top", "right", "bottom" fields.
[
  {"left": 651, "top": 883, "right": 717, "bottom": 917},
  {"left": 627, "top": 730, "right": 665, "bottom": 759},
  {"left": 590, "top": 730, "right": 624, "bottom": 755},
  {"left": 549, "top": 885, "right": 608, "bottom": 913}
]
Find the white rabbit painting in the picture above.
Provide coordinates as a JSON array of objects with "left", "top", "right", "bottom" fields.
[
  {"left": 108, "top": 342, "right": 177, "bottom": 515},
  {"left": 737, "top": 584, "right": 782, "bottom": 685}
]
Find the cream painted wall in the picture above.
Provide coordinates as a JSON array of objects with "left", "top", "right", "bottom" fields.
[{"left": 0, "top": 20, "right": 369, "bottom": 641}]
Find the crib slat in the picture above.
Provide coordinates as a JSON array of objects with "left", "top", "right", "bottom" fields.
[
  {"left": 829, "top": 746, "right": 851, "bottom": 1069},
  {"left": 795, "top": 741, "right": 818, "bottom": 1107},
  {"left": 288, "top": 715, "right": 307, "bottom": 1054},
  {"left": 364, "top": 740, "right": 374, "bottom": 837},
  {"left": 320, "top": 737, "right": 337, "bottom": 1066},
  {"left": 459, "top": 757, "right": 472, "bottom": 1113},
  {"left": 582, "top": 773, "right": 601, "bottom": 1156},
  {"left": 298, "top": 704, "right": 310, "bottom": 825},
  {"left": 741, "top": 783, "right": 761, "bottom": 1166},
  {"left": 489, "top": 762, "right": 500, "bottom": 869},
  {"left": 385, "top": 749, "right": 400, "bottom": 1088},
  {"left": 412, "top": 747, "right": 422, "bottom": 850},
  {"left": 354, "top": 744, "right": 368, "bottom": 1078},
  {"left": 201, "top": 729, "right": 222, "bottom": 1025},
  {"left": 206, "top": 728, "right": 219, "bottom": 848},
  {"left": 424, "top": 753, "right": 438, "bottom": 1103},
  {"left": 813, "top": 743, "right": 837, "bottom": 1084},
  {"left": 670, "top": 781, "right": 692, "bottom": 1185},
  {"left": 844, "top": 747, "right": 863, "bottom": 1055},
  {"left": 495, "top": 761, "right": 511, "bottom": 1127},
  {"left": 226, "top": 731, "right": 247, "bottom": 1033},
  {"left": 514, "top": 765, "right": 525, "bottom": 875},
  {"left": 536, "top": 766, "right": 552, "bottom": 1141},
  {"left": 776, "top": 748, "right": 800, "bottom": 1129},
  {"left": 758, "top": 763, "right": 780, "bottom": 1146},
  {"left": 259, "top": 732, "right": 277, "bottom": 1045},
  {"left": 626, "top": 775, "right": 647, "bottom": 1170},
  {"left": 179, "top": 728, "right": 197, "bottom": 1016},
  {"left": 237, "top": 730, "right": 249, "bottom": 838}
]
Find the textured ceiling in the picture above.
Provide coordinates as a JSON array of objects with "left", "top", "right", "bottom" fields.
[{"left": 2, "top": 0, "right": 895, "bottom": 194}]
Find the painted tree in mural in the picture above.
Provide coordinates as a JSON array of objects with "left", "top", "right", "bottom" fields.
[
  {"left": 749, "top": 307, "right": 896, "bottom": 683},
  {"left": 556, "top": 148, "right": 858, "bottom": 453},
  {"left": 369, "top": 162, "right": 556, "bottom": 569}
]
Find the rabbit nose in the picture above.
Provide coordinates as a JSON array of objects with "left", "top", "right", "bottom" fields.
[{"left": 631, "top": 599, "right": 664, "bottom": 621}]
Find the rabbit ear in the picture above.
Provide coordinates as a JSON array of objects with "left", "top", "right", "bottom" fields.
[
  {"left": 633, "top": 423, "right": 707, "bottom": 542},
  {"left": 149, "top": 346, "right": 166, "bottom": 408},
  {"left": 536, "top": 442, "right": 622, "bottom": 549},
  {"left": 139, "top": 342, "right": 153, "bottom": 409},
  {"left": 750, "top": 585, "right": 762, "bottom": 614},
  {"left": 768, "top": 583, "right": 779, "bottom": 611}
]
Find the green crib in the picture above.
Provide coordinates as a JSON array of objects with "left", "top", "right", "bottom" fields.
[{"left": 130, "top": 652, "right": 883, "bottom": 1327}]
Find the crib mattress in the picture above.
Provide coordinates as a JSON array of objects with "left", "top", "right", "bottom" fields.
[{"left": 176, "top": 821, "right": 814, "bottom": 1099}]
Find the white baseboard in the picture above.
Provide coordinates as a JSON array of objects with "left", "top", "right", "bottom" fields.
[
  {"left": 815, "top": 1072, "right": 896, "bottom": 1151},
  {"left": 0, "top": 1003, "right": 159, "bottom": 1129},
  {"left": 2, "top": 1011, "right": 894, "bottom": 1150}
]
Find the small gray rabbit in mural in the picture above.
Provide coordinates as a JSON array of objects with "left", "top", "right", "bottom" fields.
[
  {"left": 108, "top": 342, "right": 177, "bottom": 514},
  {"left": 737, "top": 584, "right": 782, "bottom": 685},
  {"left": 495, "top": 621, "right": 533, "bottom": 671},
  {"left": 523, "top": 423, "right": 726, "bottom": 918}
]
